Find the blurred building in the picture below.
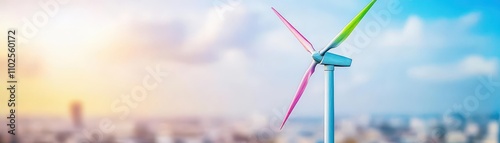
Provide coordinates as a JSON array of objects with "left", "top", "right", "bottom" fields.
[
  {"left": 4, "top": 109, "right": 500, "bottom": 143},
  {"left": 70, "top": 101, "right": 83, "bottom": 129}
]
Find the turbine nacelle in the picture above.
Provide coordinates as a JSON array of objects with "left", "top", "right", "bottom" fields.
[{"left": 312, "top": 52, "right": 352, "bottom": 67}]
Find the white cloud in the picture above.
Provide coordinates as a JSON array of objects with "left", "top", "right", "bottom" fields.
[
  {"left": 408, "top": 55, "right": 498, "bottom": 81},
  {"left": 378, "top": 12, "right": 485, "bottom": 51},
  {"left": 351, "top": 73, "right": 371, "bottom": 85},
  {"left": 458, "top": 12, "right": 481, "bottom": 28},
  {"left": 460, "top": 55, "right": 498, "bottom": 75},
  {"left": 380, "top": 16, "right": 423, "bottom": 48}
]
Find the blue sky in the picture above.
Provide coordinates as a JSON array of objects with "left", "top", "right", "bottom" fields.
[
  {"left": 0, "top": 0, "right": 498, "bottom": 118},
  {"left": 244, "top": 0, "right": 500, "bottom": 116}
]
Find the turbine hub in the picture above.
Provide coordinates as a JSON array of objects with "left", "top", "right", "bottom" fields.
[{"left": 312, "top": 52, "right": 323, "bottom": 63}]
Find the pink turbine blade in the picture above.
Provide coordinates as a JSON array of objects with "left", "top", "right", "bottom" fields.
[
  {"left": 272, "top": 7, "right": 315, "bottom": 53},
  {"left": 281, "top": 61, "right": 318, "bottom": 129}
]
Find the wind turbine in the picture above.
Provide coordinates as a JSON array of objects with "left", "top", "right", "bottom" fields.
[{"left": 272, "top": 0, "right": 376, "bottom": 142}]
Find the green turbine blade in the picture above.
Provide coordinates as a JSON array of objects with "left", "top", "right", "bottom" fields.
[{"left": 320, "top": 0, "right": 376, "bottom": 55}]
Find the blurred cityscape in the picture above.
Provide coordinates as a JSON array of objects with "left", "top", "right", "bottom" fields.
[{"left": 0, "top": 102, "right": 499, "bottom": 143}]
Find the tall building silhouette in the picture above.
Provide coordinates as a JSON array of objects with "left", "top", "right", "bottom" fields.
[
  {"left": 9, "top": 135, "right": 18, "bottom": 143},
  {"left": 70, "top": 101, "right": 83, "bottom": 129}
]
